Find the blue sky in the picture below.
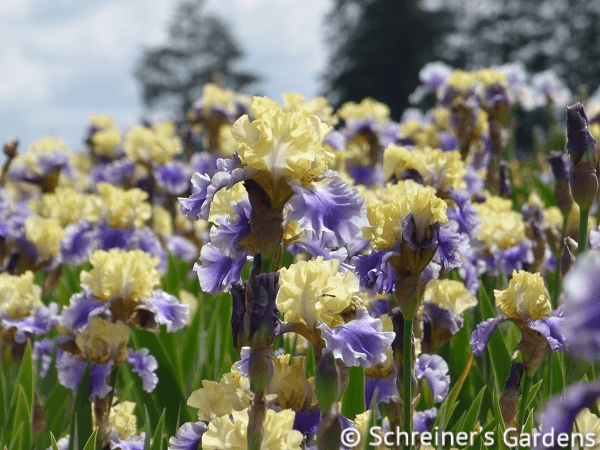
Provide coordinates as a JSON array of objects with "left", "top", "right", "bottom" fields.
[{"left": 0, "top": 0, "right": 332, "bottom": 152}]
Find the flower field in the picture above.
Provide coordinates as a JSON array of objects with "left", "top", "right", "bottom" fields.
[{"left": 2, "top": 62, "right": 600, "bottom": 450}]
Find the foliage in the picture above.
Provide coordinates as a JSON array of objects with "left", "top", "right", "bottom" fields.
[{"left": 133, "top": 0, "right": 261, "bottom": 123}]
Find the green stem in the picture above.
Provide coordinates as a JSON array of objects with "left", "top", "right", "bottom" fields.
[
  {"left": 551, "top": 214, "right": 569, "bottom": 308},
  {"left": 403, "top": 318, "right": 413, "bottom": 450},
  {"left": 518, "top": 371, "right": 531, "bottom": 430},
  {"left": 579, "top": 208, "right": 589, "bottom": 254}
]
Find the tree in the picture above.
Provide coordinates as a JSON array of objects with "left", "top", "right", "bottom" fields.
[
  {"left": 133, "top": 0, "right": 261, "bottom": 123},
  {"left": 428, "top": 0, "right": 600, "bottom": 95},
  {"left": 321, "top": 0, "right": 452, "bottom": 120}
]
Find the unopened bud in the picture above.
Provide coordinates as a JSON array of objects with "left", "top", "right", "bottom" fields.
[
  {"left": 561, "top": 236, "right": 578, "bottom": 277},
  {"left": 316, "top": 404, "right": 342, "bottom": 450},
  {"left": 566, "top": 103, "right": 598, "bottom": 210},
  {"left": 315, "top": 352, "right": 340, "bottom": 415},
  {"left": 520, "top": 327, "right": 550, "bottom": 375},
  {"left": 549, "top": 151, "right": 573, "bottom": 217},
  {"left": 567, "top": 103, "right": 596, "bottom": 166},
  {"left": 499, "top": 362, "right": 525, "bottom": 427},
  {"left": 3, "top": 138, "right": 18, "bottom": 159},
  {"left": 499, "top": 161, "right": 511, "bottom": 198},
  {"left": 245, "top": 179, "right": 284, "bottom": 261},
  {"left": 230, "top": 283, "right": 246, "bottom": 352},
  {"left": 248, "top": 343, "right": 274, "bottom": 393},
  {"left": 249, "top": 272, "right": 279, "bottom": 343}
]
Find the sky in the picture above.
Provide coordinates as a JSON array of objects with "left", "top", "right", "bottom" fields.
[{"left": 0, "top": 0, "right": 332, "bottom": 153}]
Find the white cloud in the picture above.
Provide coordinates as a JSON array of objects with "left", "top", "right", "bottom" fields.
[
  {"left": 0, "top": 0, "right": 333, "bottom": 148},
  {"left": 0, "top": 0, "right": 32, "bottom": 18},
  {"left": 205, "top": 0, "right": 332, "bottom": 98},
  {"left": 0, "top": 47, "right": 50, "bottom": 104}
]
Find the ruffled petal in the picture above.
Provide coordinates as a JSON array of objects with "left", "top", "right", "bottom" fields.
[
  {"left": 143, "top": 290, "right": 190, "bottom": 332},
  {"left": 60, "top": 290, "right": 109, "bottom": 334},
  {"left": 414, "top": 354, "right": 450, "bottom": 403},
  {"left": 128, "top": 348, "right": 158, "bottom": 392},
  {"left": 414, "top": 407, "right": 438, "bottom": 432},
  {"left": 535, "top": 382, "right": 600, "bottom": 450},
  {"left": 434, "top": 220, "right": 468, "bottom": 270},
  {"left": 287, "top": 174, "right": 369, "bottom": 252},
  {"left": 528, "top": 306, "right": 567, "bottom": 351},
  {"left": 351, "top": 243, "right": 400, "bottom": 295},
  {"left": 470, "top": 316, "right": 508, "bottom": 357},
  {"left": 195, "top": 243, "right": 247, "bottom": 294},
  {"left": 168, "top": 422, "right": 208, "bottom": 450},
  {"left": 155, "top": 161, "right": 191, "bottom": 195},
  {"left": 109, "top": 431, "right": 146, "bottom": 450},
  {"left": 365, "top": 374, "right": 399, "bottom": 407},
  {"left": 56, "top": 351, "right": 113, "bottom": 399},
  {"left": 60, "top": 220, "right": 100, "bottom": 265},
  {"left": 317, "top": 308, "right": 395, "bottom": 368},
  {"left": 2, "top": 303, "right": 59, "bottom": 344}
]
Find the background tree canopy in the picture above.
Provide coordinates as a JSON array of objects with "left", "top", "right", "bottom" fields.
[
  {"left": 133, "top": 0, "right": 261, "bottom": 123},
  {"left": 321, "top": 0, "right": 600, "bottom": 121},
  {"left": 320, "top": 0, "right": 451, "bottom": 120},
  {"left": 429, "top": 0, "right": 600, "bottom": 96}
]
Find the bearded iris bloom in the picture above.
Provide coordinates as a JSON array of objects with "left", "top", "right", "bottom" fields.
[{"left": 470, "top": 270, "right": 566, "bottom": 373}]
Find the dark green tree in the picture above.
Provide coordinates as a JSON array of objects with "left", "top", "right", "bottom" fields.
[
  {"left": 321, "top": 0, "right": 451, "bottom": 119},
  {"left": 133, "top": 0, "right": 261, "bottom": 123},
  {"left": 430, "top": 0, "right": 600, "bottom": 96}
]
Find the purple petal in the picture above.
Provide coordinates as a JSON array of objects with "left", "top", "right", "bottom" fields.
[
  {"left": 60, "top": 220, "right": 100, "bottom": 265},
  {"left": 434, "top": 220, "right": 468, "bottom": 270},
  {"left": 317, "top": 308, "right": 395, "bottom": 368},
  {"left": 414, "top": 408, "right": 438, "bottom": 432},
  {"left": 98, "top": 223, "right": 132, "bottom": 250},
  {"left": 351, "top": 243, "right": 400, "bottom": 295},
  {"left": 346, "top": 164, "right": 384, "bottom": 187},
  {"left": 209, "top": 197, "right": 252, "bottom": 256},
  {"left": 422, "top": 302, "right": 463, "bottom": 336},
  {"left": 166, "top": 235, "right": 198, "bottom": 263},
  {"left": 33, "top": 338, "right": 56, "bottom": 377},
  {"left": 233, "top": 346, "right": 250, "bottom": 377},
  {"left": 491, "top": 240, "right": 534, "bottom": 275},
  {"left": 178, "top": 163, "right": 245, "bottom": 222},
  {"left": 155, "top": 161, "right": 191, "bottom": 195},
  {"left": 128, "top": 227, "right": 167, "bottom": 272},
  {"left": 562, "top": 251, "right": 600, "bottom": 360},
  {"left": 287, "top": 175, "right": 369, "bottom": 251},
  {"left": 419, "top": 61, "right": 452, "bottom": 90},
  {"left": 60, "top": 290, "right": 109, "bottom": 334},
  {"left": 56, "top": 351, "right": 113, "bottom": 399},
  {"left": 528, "top": 306, "right": 567, "bottom": 351},
  {"left": 178, "top": 172, "right": 211, "bottom": 220},
  {"left": 414, "top": 354, "right": 450, "bottom": 403},
  {"left": 365, "top": 374, "right": 399, "bottom": 407},
  {"left": 143, "top": 290, "right": 190, "bottom": 332},
  {"left": 128, "top": 348, "right": 158, "bottom": 392},
  {"left": 91, "top": 158, "right": 135, "bottom": 185},
  {"left": 536, "top": 382, "right": 600, "bottom": 450},
  {"left": 2, "top": 303, "right": 59, "bottom": 344},
  {"left": 168, "top": 422, "right": 208, "bottom": 450},
  {"left": 194, "top": 243, "right": 247, "bottom": 294},
  {"left": 108, "top": 432, "right": 146, "bottom": 450},
  {"left": 293, "top": 410, "right": 321, "bottom": 435},
  {"left": 470, "top": 316, "right": 509, "bottom": 357}
]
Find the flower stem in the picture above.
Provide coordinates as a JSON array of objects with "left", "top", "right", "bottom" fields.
[
  {"left": 517, "top": 371, "right": 531, "bottom": 430},
  {"left": 403, "top": 317, "right": 413, "bottom": 450},
  {"left": 551, "top": 214, "right": 569, "bottom": 308},
  {"left": 579, "top": 207, "right": 589, "bottom": 254}
]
